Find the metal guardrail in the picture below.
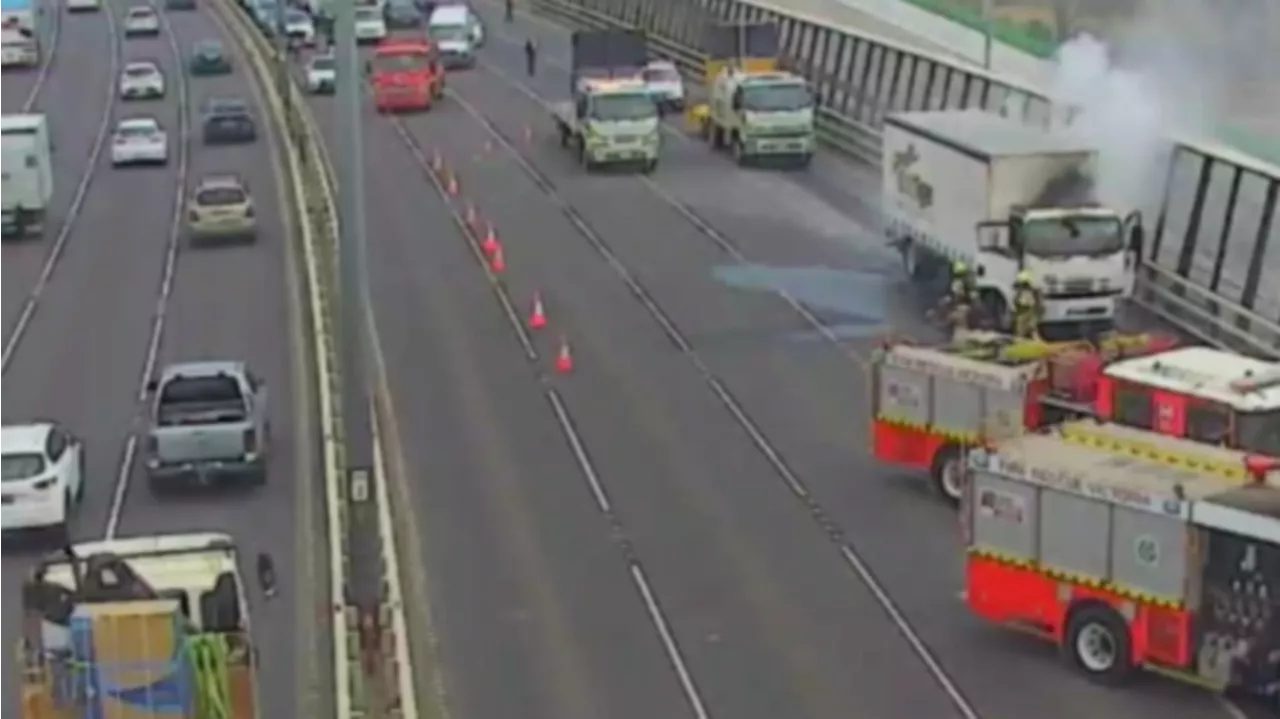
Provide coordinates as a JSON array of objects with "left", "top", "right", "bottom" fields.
[
  {"left": 530, "top": 0, "right": 1280, "bottom": 360},
  {"left": 210, "top": 0, "right": 359, "bottom": 716}
]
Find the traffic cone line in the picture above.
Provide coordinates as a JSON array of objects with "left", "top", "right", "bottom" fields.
[
  {"left": 446, "top": 172, "right": 459, "bottom": 196},
  {"left": 430, "top": 149, "right": 443, "bottom": 173},
  {"left": 490, "top": 244, "right": 506, "bottom": 273},
  {"left": 529, "top": 293, "right": 547, "bottom": 330},
  {"left": 481, "top": 224, "right": 499, "bottom": 256},
  {"left": 465, "top": 202, "right": 478, "bottom": 229},
  {"left": 554, "top": 335, "right": 574, "bottom": 374}
]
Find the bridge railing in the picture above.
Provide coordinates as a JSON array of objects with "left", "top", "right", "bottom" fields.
[{"left": 531, "top": 0, "right": 1280, "bottom": 359}]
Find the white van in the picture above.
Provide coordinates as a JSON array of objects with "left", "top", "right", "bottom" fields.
[
  {"left": 427, "top": 4, "right": 482, "bottom": 68},
  {"left": 2, "top": 113, "right": 54, "bottom": 237}
]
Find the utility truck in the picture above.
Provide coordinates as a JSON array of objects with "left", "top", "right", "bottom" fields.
[
  {"left": 697, "top": 22, "right": 816, "bottom": 168},
  {"left": 2, "top": 113, "right": 54, "bottom": 238},
  {"left": 884, "top": 110, "right": 1145, "bottom": 339},
  {"left": 551, "top": 29, "right": 660, "bottom": 173},
  {"left": 2, "top": 0, "right": 38, "bottom": 67},
  {"left": 19, "top": 533, "right": 262, "bottom": 718}
]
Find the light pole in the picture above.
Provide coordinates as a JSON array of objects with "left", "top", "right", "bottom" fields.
[{"left": 981, "top": 0, "right": 993, "bottom": 70}]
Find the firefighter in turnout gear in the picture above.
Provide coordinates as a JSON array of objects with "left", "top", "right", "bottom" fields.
[
  {"left": 939, "top": 261, "right": 976, "bottom": 340},
  {"left": 1011, "top": 270, "right": 1044, "bottom": 339}
]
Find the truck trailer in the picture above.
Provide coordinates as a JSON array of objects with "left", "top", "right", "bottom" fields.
[
  {"left": 2, "top": 113, "right": 54, "bottom": 237},
  {"left": 883, "top": 110, "right": 1145, "bottom": 338}
]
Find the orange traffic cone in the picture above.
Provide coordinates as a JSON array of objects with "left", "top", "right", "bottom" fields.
[
  {"left": 529, "top": 293, "right": 547, "bottom": 330},
  {"left": 489, "top": 244, "right": 505, "bottom": 273},
  {"left": 430, "top": 149, "right": 443, "bottom": 173},
  {"left": 465, "top": 202, "right": 478, "bottom": 228},
  {"left": 446, "top": 172, "right": 459, "bottom": 197},
  {"left": 481, "top": 224, "right": 499, "bottom": 256},
  {"left": 554, "top": 335, "right": 574, "bottom": 374}
]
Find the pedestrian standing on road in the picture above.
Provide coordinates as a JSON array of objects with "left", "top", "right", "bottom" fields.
[{"left": 524, "top": 37, "right": 537, "bottom": 77}]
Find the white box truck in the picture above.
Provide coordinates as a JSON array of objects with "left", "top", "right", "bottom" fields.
[
  {"left": 2, "top": 113, "right": 54, "bottom": 238},
  {"left": 883, "top": 110, "right": 1144, "bottom": 337}
]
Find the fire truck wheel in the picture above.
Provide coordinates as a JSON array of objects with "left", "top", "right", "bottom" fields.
[
  {"left": 1064, "top": 603, "right": 1134, "bottom": 684},
  {"left": 930, "top": 447, "right": 964, "bottom": 506}
]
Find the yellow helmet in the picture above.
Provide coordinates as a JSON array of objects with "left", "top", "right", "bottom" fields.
[
  {"left": 952, "top": 261, "right": 968, "bottom": 275},
  {"left": 1015, "top": 270, "right": 1034, "bottom": 285}
]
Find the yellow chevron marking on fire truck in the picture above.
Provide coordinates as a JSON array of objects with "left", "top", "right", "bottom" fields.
[{"left": 1059, "top": 422, "right": 1251, "bottom": 483}]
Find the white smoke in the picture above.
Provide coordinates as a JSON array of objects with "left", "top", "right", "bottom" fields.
[{"left": 1042, "top": 0, "right": 1280, "bottom": 212}]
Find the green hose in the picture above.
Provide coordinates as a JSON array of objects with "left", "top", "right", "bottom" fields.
[{"left": 187, "top": 634, "right": 231, "bottom": 719}]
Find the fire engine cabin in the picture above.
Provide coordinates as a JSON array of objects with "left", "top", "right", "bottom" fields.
[
  {"left": 963, "top": 420, "right": 1279, "bottom": 698},
  {"left": 870, "top": 331, "right": 1175, "bottom": 502}
]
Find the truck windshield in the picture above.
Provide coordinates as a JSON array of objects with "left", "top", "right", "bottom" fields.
[
  {"left": 590, "top": 93, "right": 656, "bottom": 122},
  {"left": 1237, "top": 410, "right": 1280, "bottom": 456},
  {"left": 742, "top": 83, "right": 812, "bottom": 112},
  {"left": 371, "top": 52, "right": 430, "bottom": 73},
  {"left": 1020, "top": 216, "right": 1123, "bottom": 258},
  {"left": 428, "top": 24, "right": 469, "bottom": 43}
]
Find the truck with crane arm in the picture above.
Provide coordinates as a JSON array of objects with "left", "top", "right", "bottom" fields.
[
  {"left": 870, "top": 331, "right": 1280, "bottom": 503},
  {"left": 962, "top": 421, "right": 1279, "bottom": 702},
  {"left": 19, "top": 532, "right": 261, "bottom": 719},
  {"left": 550, "top": 28, "right": 661, "bottom": 173}
]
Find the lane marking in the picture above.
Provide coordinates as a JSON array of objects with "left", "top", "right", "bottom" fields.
[
  {"left": 2, "top": 1, "right": 120, "bottom": 374},
  {"left": 380, "top": 104, "right": 713, "bottom": 719},
  {"left": 102, "top": 0, "right": 190, "bottom": 540},
  {"left": 427, "top": 67, "right": 984, "bottom": 719}
]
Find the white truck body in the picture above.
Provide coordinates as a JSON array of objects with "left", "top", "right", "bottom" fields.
[
  {"left": 884, "top": 110, "right": 1137, "bottom": 328},
  {"left": 2, "top": 113, "right": 54, "bottom": 235},
  {"left": 1, "top": 25, "right": 37, "bottom": 66}
]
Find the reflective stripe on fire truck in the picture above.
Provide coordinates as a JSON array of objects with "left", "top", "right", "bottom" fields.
[
  {"left": 1059, "top": 423, "right": 1254, "bottom": 483},
  {"left": 967, "top": 546, "right": 1185, "bottom": 609}
]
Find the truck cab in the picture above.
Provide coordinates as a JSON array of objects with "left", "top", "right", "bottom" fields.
[{"left": 706, "top": 68, "right": 815, "bottom": 167}]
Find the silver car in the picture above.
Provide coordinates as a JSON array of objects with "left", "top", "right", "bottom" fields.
[{"left": 123, "top": 5, "right": 161, "bottom": 36}]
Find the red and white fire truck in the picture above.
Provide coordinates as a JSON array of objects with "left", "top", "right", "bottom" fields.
[
  {"left": 961, "top": 420, "right": 1278, "bottom": 702},
  {"left": 870, "top": 332, "right": 1280, "bottom": 502}
]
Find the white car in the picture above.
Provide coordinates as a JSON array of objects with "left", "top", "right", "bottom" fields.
[
  {"left": 119, "top": 60, "right": 165, "bottom": 99},
  {"left": 353, "top": 6, "right": 386, "bottom": 43},
  {"left": 111, "top": 117, "right": 169, "bottom": 166},
  {"left": 66, "top": 0, "right": 102, "bottom": 12},
  {"left": 1, "top": 422, "right": 85, "bottom": 536},
  {"left": 642, "top": 60, "right": 685, "bottom": 112},
  {"left": 123, "top": 5, "right": 161, "bottom": 36},
  {"left": 283, "top": 8, "right": 315, "bottom": 46},
  {"left": 305, "top": 52, "right": 335, "bottom": 94}
]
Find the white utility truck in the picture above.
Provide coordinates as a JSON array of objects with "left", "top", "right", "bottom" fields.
[
  {"left": 2, "top": 113, "right": 54, "bottom": 238},
  {"left": 883, "top": 109, "right": 1145, "bottom": 338},
  {"left": 550, "top": 28, "right": 660, "bottom": 173}
]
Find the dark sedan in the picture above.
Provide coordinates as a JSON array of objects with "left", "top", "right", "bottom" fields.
[
  {"left": 189, "top": 40, "right": 232, "bottom": 75},
  {"left": 201, "top": 99, "right": 257, "bottom": 144}
]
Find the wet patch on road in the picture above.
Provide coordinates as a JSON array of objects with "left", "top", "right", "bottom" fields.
[{"left": 713, "top": 264, "right": 891, "bottom": 341}]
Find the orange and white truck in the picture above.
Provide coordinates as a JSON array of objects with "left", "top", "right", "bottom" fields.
[
  {"left": 870, "top": 332, "right": 1280, "bottom": 503},
  {"left": 961, "top": 421, "right": 1278, "bottom": 703}
]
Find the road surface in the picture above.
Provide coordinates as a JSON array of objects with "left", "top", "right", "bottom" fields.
[
  {"left": 291, "top": 2, "right": 1240, "bottom": 718},
  {"left": 0, "top": 2, "right": 324, "bottom": 717}
]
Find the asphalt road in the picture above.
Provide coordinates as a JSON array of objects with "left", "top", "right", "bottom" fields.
[
  {"left": 1, "top": 2, "right": 319, "bottom": 717},
  {"left": 286, "top": 4, "right": 1244, "bottom": 719}
]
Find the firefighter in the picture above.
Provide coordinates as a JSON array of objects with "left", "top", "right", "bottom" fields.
[
  {"left": 939, "top": 260, "right": 975, "bottom": 338},
  {"left": 1011, "top": 270, "right": 1043, "bottom": 339},
  {"left": 524, "top": 38, "right": 537, "bottom": 77}
]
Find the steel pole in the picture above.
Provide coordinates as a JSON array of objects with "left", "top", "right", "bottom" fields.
[
  {"left": 333, "top": 0, "right": 380, "bottom": 626},
  {"left": 981, "top": 0, "right": 993, "bottom": 70}
]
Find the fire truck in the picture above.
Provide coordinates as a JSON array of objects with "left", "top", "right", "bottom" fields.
[
  {"left": 961, "top": 421, "right": 1278, "bottom": 702},
  {"left": 871, "top": 331, "right": 1280, "bottom": 503}
]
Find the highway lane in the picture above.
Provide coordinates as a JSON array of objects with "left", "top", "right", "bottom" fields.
[
  {"left": 1, "top": 0, "right": 175, "bottom": 712},
  {"left": 303, "top": 63, "right": 698, "bottom": 719},
  {"left": 103, "top": 4, "right": 317, "bottom": 719},
  {"left": 1, "top": 5, "right": 116, "bottom": 344},
  {"left": 436, "top": 5, "right": 1231, "bottom": 719}
]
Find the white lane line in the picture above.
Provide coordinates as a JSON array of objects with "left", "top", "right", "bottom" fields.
[
  {"left": 20, "top": 0, "right": 63, "bottom": 112},
  {"left": 2, "top": 1, "right": 120, "bottom": 374},
  {"left": 103, "top": 4, "right": 190, "bottom": 540},
  {"left": 630, "top": 564, "right": 713, "bottom": 719}
]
